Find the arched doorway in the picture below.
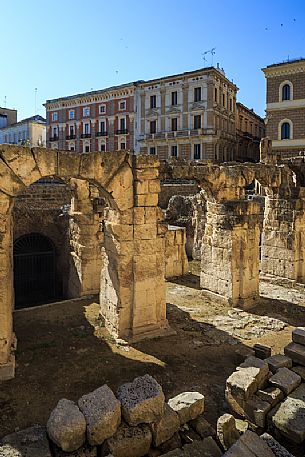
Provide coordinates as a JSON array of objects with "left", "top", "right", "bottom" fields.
[{"left": 13, "top": 233, "right": 56, "bottom": 309}]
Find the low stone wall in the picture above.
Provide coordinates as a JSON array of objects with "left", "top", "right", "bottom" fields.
[{"left": 165, "top": 226, "right": 189, "bottom": 279}]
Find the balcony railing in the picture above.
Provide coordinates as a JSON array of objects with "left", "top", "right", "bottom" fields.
[
  {"left": 49, "top": 135, "right": 59, "bottom": 142},
  {"left": 81, "top": 133, "right": 91, "bottom": 138},
  {"left": 115, "top": 129, "right": 129, "bottom": 135},
  {"left": 96, "top": 131, "right": 108, "bottom": 137},
  {"left": 66, "top": 134, "right": 76, "bottom": 140},
  {"left": 140, "top": 128, "right": 218, "bottom": 141}
]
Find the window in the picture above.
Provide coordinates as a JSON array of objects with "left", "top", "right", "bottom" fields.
[
  {"left": 83, "top": 107, "right": 90, "bottom": 117},
  {"left": 150, "top": 95, "right": 157, "bottom": 109},
  {"left": 214, "top": 88, "right": 218, "bottom": 103},
  {"left": 100, "top": 143, "right": 106, "bottom": 152},
  {"left": 194, "top": 115, "right": 201, "bottom": 129},
  {"left": 85, "top": 145, "right": 90, "bottom": 152},
  {"left": 100, "top": 121, "right": 106, "bottom": 133},
  {"left": 84, "top": 123, "right": 90, "bottom": 134},
  {"left": 194, "top": 144, "right": 201, "bottom": 160},
  {"left": 120, "top": 118, "right": 126, "bottom": 131},
  {"left": 149, "top": 147, "right": 156, "bottom": 155},
  {"left": 150, "top": 120, "right": 157, "bottom": 134},
  {"left": 69, "top": 110, "right": 75, "bottom": 120},
  {"left": 223, "top": 93, "right": 225, "bottom": 107},
  {"left": 69, "top": 125, "right": 75, "bottom": 136},
  {"left": 70, "top": 146, "right": 75, "bottom": 151},
  {"left": 281, "top": 122, "right": 290, "bottom": 139},
  {"left": 119, "top": 100, "right": 126, "bottom": 110},
  {"left": 229, "top": 99, "right": 233, "bottom": 111},
  {"left": 171, "top": 145, "right": 178, "bottom": 157},
  {"left": 194, "top": 87, "right": 201, "bottom": 102},
  {"left": 282, "top": 84, "right": 291, "bottom": 101},
  {"left": 171, "top": 117, "right": 178, "bottom": 131},
  {"left": 120, "top": 142, "right": 126, "bottom": 150},
  {"left": 52, "top": 112, "right": 58, "bottom": 122},
  {"left": 171, "top": 91, "right": 178, "bottom": 106},
  {"left": 53, "top": 126, "right": 58, "bottom": 137},
  {"left": 99, "top": 105, "right": 106, "bottom": 114}
]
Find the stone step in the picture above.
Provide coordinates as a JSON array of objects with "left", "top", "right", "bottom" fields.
[
  {"left": 284, "top": 342, "right": 305, "bottom": 366},
  {"left": 292, "top": 327, "right": 305, "bottom": 346}
]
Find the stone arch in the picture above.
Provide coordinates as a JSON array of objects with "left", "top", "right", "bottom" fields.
[{"left": 0, "top": 145, "right": 169, "bottom": 380}]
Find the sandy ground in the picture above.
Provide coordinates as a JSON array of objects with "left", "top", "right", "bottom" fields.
[{"left": 1, "top": 261, "right": 304, "bottom": 444}]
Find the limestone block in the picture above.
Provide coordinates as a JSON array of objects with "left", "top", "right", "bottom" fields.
[
  {"left": 160, "top": 437, "right": 222, "bottom": 457},
  {"left": 244, "top": 395, "right": 271, "bottom": 427},
  {"left": 0, "top": 144, "right": 41, "bottom": 186},
  {"left": 51, "top": 442, "right": 97, "bottom": 456},
  {"left": 292, "top": 327, "right": 305, "bottom": 346},
  {"left": 134, "top": 224, "right": 157, "bottom": 240},
  {"left": 150, "top": 404, "right": 180, "bottom": 446},
  {"left": 117, "top": 374, "right": 165, "bottom": 426},
  {"left": 253, "top": 343, "right": 271, "bottom": 359},
  {"left": 216, "top": 414, "right": 240, "bottom": 450},
  {"left": 292, "top": 365, "right": 305, "bottom": 380},
  {"left": 58, "top": 151, "right": 81, "bottom": 179},
  {"left": 134, "top": 168, "right": 159, "bottom": 182},
  {"left": 106, "top": 422, "right": 152, "bottom": 457},
  {"left": 135, "top": 194, "right": 159, "bottom": 207},
  {"left": 1, "top": 425, "right": 52, "bottom": 457},
  {"left": 269, "top": 368, "right": 301, "bottom": 395},
  {"left": 134, "top": 207, "right": 145, "bottom": 225},
  {"left": 223, "top": 430, "right": 275, "bottom": 457},
  {"left": 167, "top": 392, "right": 204, "bottom": 425},
  {"left": 237, "top": 356, "right": 269, "bottom": 387},
  {"left": 265, "top": 355, "right": 292, "bottom": 374},
  {"left": 32, "top": 147, "right": 58, "bottom": 178},
  {"left": 260, "top": 433, "right": 294, "bottom": 457},
  {"left": 135, "top": 180, "right": 149, "bottom": 195},
  {"left": 149, "top": 180, "right": 161, "bottom": 194},
  {"left": 189, "top": 415, "right": 216, "bottom": 439},
  {"left": 78, "top": 385, "right": 121, "bottom": 445},
  {"left": 226, "top": 369, "right": 258, "bottom": 415},
  {"left": 257, "top": 387, "right": 284, "bottom": 407},
  {"left": 47, "top": 399, "right": 86, "bottom": 452},
  {"left": 271, "top": 383, "right": 305, "bottom": 443}
]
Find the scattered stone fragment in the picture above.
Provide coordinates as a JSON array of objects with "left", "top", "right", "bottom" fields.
[
  {"left": 269, "top": 367, "right": 301, "bottom": 395},
  {"left": 223, "top": 430, "right": 275, "bottom": 456},
  {"left": 244, "top": 395, "right": 271, "bottom": 427},
  {"left": 51, "top": 442, "right": 97, "bottom": 456},
  {"left": 106, "top": 422, "right": 152, "bottom": 457},
  {"left": 237, "top": 356, "right": 269, "bottom": 387},
  {"left": 168, "top": 392, "right": 204, "bottom": 425},
  {"left": 179, "top": 424, "right": 201, "bottom": 444},
  {"left": 271, "top": 383, "right": 305, "bottom": 443},
  {"left": 291, "top": 365, "right": 305, "bottom": 380},
  {"left": 150, "top": 404, "right": 180, "bottom": 447},
  {"left": 265, "top": 354, "right": 292, "bottom": 374},
  {"left": 253, "top": 343, "right": 271, "bottom": 359},
  {"left": 260, "top": 432, "right": 294, "bottom": 457},
  {"left": 78, "top": 385, "right": 121, "bottom": 446},
  {"left": 234, "top": 419, "right": 248, "bottom": 434},
  {"left": 217, "top": 413, "right": 240, "bottom": 450},
  {"left": 117, "top": 374, "right": 164, "bottom": 426},
  {"left": 47, "top": 399, "right": 86, "bottom": 452},
  {"left": 284, "top": 342, "right": 305, "bottom": 366},
  {"left": 257, "top": 386, "right": 284, "bottom": 407},
  {"left": 189, "top": 415, "right": 216, "bottom": 438},
  {"left": 1, "top": 425, "right": 52, "bottom": 457},
  {"left": 292, "top": 327, "right": 305, "bottom": 346}
]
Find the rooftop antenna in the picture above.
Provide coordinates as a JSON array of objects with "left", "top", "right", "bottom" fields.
[
  {"left": 34, "top": 88, "right": 37, "bottom": 115},
  {"left": 4, "top": 96, "right": 6, "bottom": 108},
  {"left": 202, "top": 47, "right": 216, "bottom": 67}
]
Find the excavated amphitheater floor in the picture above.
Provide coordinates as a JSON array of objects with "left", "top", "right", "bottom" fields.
[{"left": 1, "top": 261, "right": 304, "bottom": 440}]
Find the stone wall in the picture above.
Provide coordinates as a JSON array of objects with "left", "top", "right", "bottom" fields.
[
  {"left": 164, "top": 226, "right": 189, "bottom": 279},
  {"left": 159, "top": 181, "right": 199, "bottom": 209}
]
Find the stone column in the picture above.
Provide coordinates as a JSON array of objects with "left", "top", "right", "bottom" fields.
[
  {"left": 0, "top": 192, "right": 15, "bottom": 380},
  {"left": 261, "top": 193, "right": 305, "bottom": 282},
  {"left": 201, "top": 199, "right": 263, "bottom": 308}
]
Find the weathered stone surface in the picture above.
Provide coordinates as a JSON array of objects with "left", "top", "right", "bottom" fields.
[
  {"left": 47, "top": 399, "right": 86, "bottom": 452},
  {"left": 51, "top": 442, "right": 97, "bottom": 456},
  {"left": 1, "top": 425, "right": 52, "bottom": 457},
  {"left": 237, "top": 356, "right": 269, "bottom": 387},
  {"left": 106, "top": 422, "right": 152, "bottom": 457},
  {"left": 253, "top": 343, "right": 271, "bottom": 359},
  {"left": 160, "top": 436, "right": 222, "bottom": 457},
  {"left": 150, "top": 404, "right": 180, "bottom": 446},
  {"left": 291, "top": 365, "right": 305, "bottom": 380},
  {"left": 78, "top": 385, "right": 121, "bottom": 445},
  {"left": 257, "top": 387, "right": 284, "bottom": 407},
  {"left": 223, "top": 430, "right": 275, "bottom": 456},
  {"left": 158, "top": 432, "right": 181, "bottom": 454},
  {"left": 292, "top": 327, "right": 305, "bottom": 346},
  {"left": 117, "top": 375, "right": 165, "bottom": 426},
  {"left": 284, "top": 342, "right": 305, "bottom": 366},
  {"left": 189, "top": 415, "right": 216, "bottom": 439},
  {"left": 269, "top": 367, "right": 301, "bottom": 395},
  {"left": 225, "top": 368, "right": 258, "bottom": 415},
  {"left": 244, "top": 395, "right": 271, "bottom": 427},
  {"left": 271, "top": 383, "right": 305, "bottom": 443},
  {"left": 260, "top": 433, "right": 294, "bottom": 457},
  {"left": 217, "top": 413, "right": 240, "bottom": 450},
  {"left": 265, "top": 354, "right": 292, "bottom": 374},
  {"left": 179, "top": 424, "right": 201, "bottom": 444},
  {"left": 168, "top": 392, "right": 204, "bottom": 425}
]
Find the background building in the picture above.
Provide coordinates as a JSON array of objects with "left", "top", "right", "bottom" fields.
[
  {"left": 235, "top": 102, "right": 265, "bottom": 162},
  {"left": 0, "top": 107, "right": 17, "bottom": 129},
  {"left": 262, "top": 58, "right": 305, "bottom": 158},
  {"left": 0, "top": 115, "right": 46, "bottom": 147}
]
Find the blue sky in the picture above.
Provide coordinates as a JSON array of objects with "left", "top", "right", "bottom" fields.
[{"left": 1, "top": 0, "right": 305, "bottom": 120}]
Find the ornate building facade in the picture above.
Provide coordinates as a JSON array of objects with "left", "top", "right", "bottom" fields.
[{"left": 235, "top": 102, "right": 265, "bottom": 162}]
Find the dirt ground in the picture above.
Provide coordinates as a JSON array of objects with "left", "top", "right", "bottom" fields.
[{"left": 1, "top": 261, "right": 305, "bottom": 441}]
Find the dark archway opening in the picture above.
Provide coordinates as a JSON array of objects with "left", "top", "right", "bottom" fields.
[{"left": 13, "top": 233, "right": 57, "bottom": 309}]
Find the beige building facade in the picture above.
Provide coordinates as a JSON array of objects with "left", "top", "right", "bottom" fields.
[
  {"left": 262, "top": 58, "right": 305, "bottom": 157},
  {"left": 0, "top": 115, "right": 46, "bottom": 147},
  {"left": 235, "top": 102, "right": 265, "bottom": 162}
]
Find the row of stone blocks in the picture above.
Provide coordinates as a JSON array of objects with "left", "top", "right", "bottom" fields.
[{"left": 226, "top": 327, "right": 305, "bottom": 448}]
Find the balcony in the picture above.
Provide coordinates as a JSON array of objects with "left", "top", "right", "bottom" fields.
[
  {"left": 96, "top": 131, "right": 108, "bottom": 137},
  {"left": 115, "top": 129, "right": 129, "bottom": 135},
  {"left": 140, "top": 128, "right": 218, "bottom": 142},
  {"left": 66, "top": 134, "right": 76, "bottom": 140},
  {"left": 81, "top": 133, "right": 91, "bottom": 139},
  {"left": 49, "top": 135, "right": 59, "bottom": 142}
]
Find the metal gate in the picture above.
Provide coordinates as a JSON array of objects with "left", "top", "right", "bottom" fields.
[{"left": 13, "top": 233, "right": 56, "bottom": 309}]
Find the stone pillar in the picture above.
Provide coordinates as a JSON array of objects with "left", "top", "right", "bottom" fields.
[
  {"left": 0, "top": 192, "right": 15, "bottom": 380},
  {"left": 201, "top": 199, "right": 263, "bottom": 308},
  {"left": 261, "top": 193, "right": 305, "bottom": 282}
]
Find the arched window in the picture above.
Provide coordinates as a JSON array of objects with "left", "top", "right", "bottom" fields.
[
  {"left": 282, "top": 84, "right": 291, "bottom": 101},
  {"left": 281, "top": 122, "right": 290, "bottom": 139}
]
